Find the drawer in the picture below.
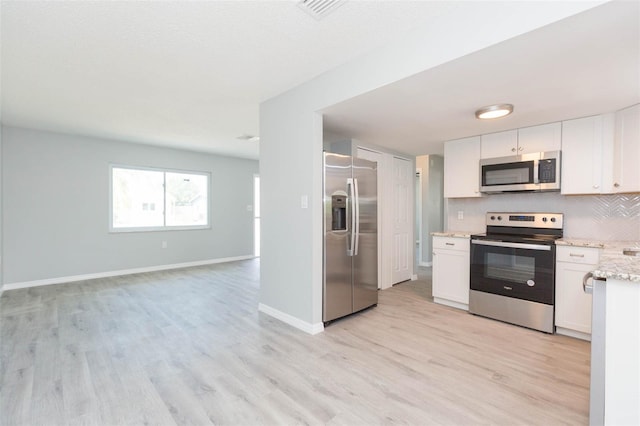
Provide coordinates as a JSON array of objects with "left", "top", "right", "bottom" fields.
[
  {"left": 433, "top": 236, "right": 469, "bottom": 251},
  {"left": 557, "top": 246, "right": 600, "bottom": 265}
]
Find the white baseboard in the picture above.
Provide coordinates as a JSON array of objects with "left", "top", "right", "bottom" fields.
[
  {"left": 258, "top": 303, "right": 324, "bottom": 335},
  {"left": 556, "top": 326, "right": 591, "bottom": 341},
  {"left": 434, "top": 297, "right": 469, "bottom": 311},
  {"left": 2, "top": 255, "right": 255, "bottom": 292}
]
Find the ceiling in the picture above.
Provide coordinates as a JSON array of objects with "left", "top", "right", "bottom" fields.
[
  {"left": 323, "top": 0, "right": 640, "bottom": 156},
  {"left": 1, "top": 1, "right": 637, "bottom": 160},
  {"left": 1, "top": 0, "right": 475, "bottom": 160}
]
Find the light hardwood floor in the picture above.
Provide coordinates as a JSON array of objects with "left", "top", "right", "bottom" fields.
[{"left": 1, "top": 259, "right": 590, "bottom": 425}]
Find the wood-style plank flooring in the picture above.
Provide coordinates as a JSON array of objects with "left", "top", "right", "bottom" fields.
[{"left": 0, "top": 260, "right": 591, "bottom": 425}]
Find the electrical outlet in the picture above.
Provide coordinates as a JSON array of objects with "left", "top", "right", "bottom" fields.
[
  {"left": 301, "top": 195, "right": 308, "bottom": 209},
  {"left": 246, "top": 205, "right": 253, "bottom": 212},
  {"left": 457, "top": 211, "right": 464, "bottom": 220}
]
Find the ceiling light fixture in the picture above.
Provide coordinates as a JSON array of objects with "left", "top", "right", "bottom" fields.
[{"left": 475, "top": 104, "right": 514, "bottom": 120}]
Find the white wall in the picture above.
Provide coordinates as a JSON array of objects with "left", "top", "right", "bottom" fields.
[
  {"left": 259, "top": 3, "right": 602, "bottom": 332},
  {"left": 2, "top": 126, "right": 259, "bottom": 285},
  {"left": 447, "top": 193, "right": 640, "bottom": 241}
]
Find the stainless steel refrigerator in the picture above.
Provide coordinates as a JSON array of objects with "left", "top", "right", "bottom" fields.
[{"left": 323, "top": 152, "right": 378, "bottom": 323}]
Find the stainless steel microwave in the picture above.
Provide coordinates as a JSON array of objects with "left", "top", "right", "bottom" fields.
[{"left": 480, "top": 150, "right": 561, "bottom": 193}]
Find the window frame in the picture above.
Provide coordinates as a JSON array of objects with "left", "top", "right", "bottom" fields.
[{"left": 109, "top": 164, "right": 211, "bottom": 233}]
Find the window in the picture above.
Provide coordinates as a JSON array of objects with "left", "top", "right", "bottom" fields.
[{"left": 110, "top": 165, "right": 209, "bottom": 231}]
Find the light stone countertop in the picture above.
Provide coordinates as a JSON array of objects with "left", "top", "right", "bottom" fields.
[
  {"left": 431, "top": 231, "right": 477, "bottom": 239},
  {"left": 432, "top": 235, "right": 640, "bottom": 282},
  {"left": 592, "top": 243, "right": 640, "bottom": 283},
  {"left": 556, "top": 239, "right": 606, "bottom": 248},
  {"left": 557, "top": 239, "right": 640, "bottom": 283}
]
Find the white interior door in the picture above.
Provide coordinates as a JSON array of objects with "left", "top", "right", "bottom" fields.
[{"left": 392, "top": 157, "right": 412, "bottom": 284}]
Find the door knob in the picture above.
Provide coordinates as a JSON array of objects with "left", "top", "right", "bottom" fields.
[
  {"left": 614, "top": 182, "right": 620, "bottom": 188},
  {"left": 511, "top": 148, "right": 516, "bottom": 152}
]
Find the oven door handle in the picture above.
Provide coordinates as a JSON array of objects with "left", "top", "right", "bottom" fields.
[{"left": 471, "top": 239, "right": 551, "bottom": 251}]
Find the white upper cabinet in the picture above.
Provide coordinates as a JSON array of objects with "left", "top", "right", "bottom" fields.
[
  {"left": 480, "top": 123, "right": 561, "bottom": 159},
  {"left": 517, "top": 122, "right": 562, "bottom": 154},
  {"left": 561, "top": 104, "right": 639, "bottom": 195},
  {"left": 444, "top": 136, "right": 481, "bottom": 198},
  {"left": 612, "top": 103, "right": 640, "bottom": 193},
  {"left": 561, "top": 114, "right": 614, "bottom": 195},
  {"left": 480, "top": 130, "right": 517, "bottom": 158}
]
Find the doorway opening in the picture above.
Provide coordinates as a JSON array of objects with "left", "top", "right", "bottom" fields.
[{"left": 254, "top": 174, "right": 260, "bottom": 257}]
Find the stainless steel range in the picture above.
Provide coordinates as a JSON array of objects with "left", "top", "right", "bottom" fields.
[{"left": 469, "top": 212, "right": 563, "bottom": 333}]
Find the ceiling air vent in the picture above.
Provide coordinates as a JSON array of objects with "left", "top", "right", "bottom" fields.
[{"left": 298, "top": 0, "right": 345, "bottom": 20}]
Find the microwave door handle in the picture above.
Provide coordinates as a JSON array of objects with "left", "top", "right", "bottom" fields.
[{"left": 471, "top": 239, "right": 551, "bottom": 251}]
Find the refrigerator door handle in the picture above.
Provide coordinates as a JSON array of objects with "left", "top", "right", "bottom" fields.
[
  {"left": 347, "top": 178, "right": 355, "bottom": 256},
  {"left": 354, "top": 177, "right": 360, "bottom": 256}
]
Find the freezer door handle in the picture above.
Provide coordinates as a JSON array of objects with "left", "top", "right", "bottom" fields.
[
  {"left": 354, "top": 178, "right": 360, "bottom": 256},
  {"left": 347, "top": 178, "right": 355, "bottom": 256}
]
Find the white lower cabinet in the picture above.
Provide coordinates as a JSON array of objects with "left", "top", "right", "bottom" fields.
[
  {"left": 555, "top": 245, "right": 601, "bottom": 340},
  {"left": 432, "top": 236, "right": 470, "bottom": 310}
]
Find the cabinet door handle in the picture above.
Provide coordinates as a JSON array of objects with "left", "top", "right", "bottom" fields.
[
  {"left": 518, "top": 146, "right": 523, "bottom": 151},
  {"left": 511, "top": 147, "right": 516, "bottom": 152},
  {"left": 570, "top": 253, "right": 585, "bottom": 258},
  {"left": 445, "top": 243, "right": 455, "bottom": 246}
]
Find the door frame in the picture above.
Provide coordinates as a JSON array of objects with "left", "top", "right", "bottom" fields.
[
  {"left": 416, "top": 167, "right": 423, "bottom": 267},
  {"left": 356, "top": 147, "right": 415, "bottom": 289}
]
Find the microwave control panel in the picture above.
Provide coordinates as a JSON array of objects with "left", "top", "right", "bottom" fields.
[{"left": 538, "top": 159, "right": 556, "bottom": 183}]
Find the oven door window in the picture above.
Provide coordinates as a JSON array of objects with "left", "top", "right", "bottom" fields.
[
  {"left": 482, "top": 161, "right": 534, "bottom": 186},
  {"left": 470, "top": 244, "right": 555, "bottom": 305},
  {"left": 485, "top": 252, "right": 535, "bottom": 283}
]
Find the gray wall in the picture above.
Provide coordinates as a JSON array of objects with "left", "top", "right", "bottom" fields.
[
  {"left": 2, "top": 126, "right": 259, "bottom": 284},
  {"left": 447, "top": 193, "right": 640, "bottom": 241},
  {"left": 0, "top": 126, "right": 3, "bottom": 288}
]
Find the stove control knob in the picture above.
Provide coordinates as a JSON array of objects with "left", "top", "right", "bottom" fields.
[
  {"left": 542, "top": 217, "right": 548, "bottom": 222},
  {"left": 490, "top": 215, "right": 496, "bottom": 221},
  {"left": 550, "top": 217, "right": 556, "bottom": 223},
  {"left": 497, "top": 216, "right": 502, "bottom": 221}
]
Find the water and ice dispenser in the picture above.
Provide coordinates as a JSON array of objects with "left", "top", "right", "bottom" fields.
[{"left": 331, "top": 194, "right": 347, "bottom": 231}]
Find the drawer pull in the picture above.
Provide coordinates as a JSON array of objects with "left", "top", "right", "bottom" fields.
[
  {"left": 569, "top": 253, "right": 585, "bottom": 258},
  {"left": 445, "top": 242, "right": 455, "bottom": 246}
]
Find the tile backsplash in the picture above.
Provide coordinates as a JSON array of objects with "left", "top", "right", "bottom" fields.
[{"left": 447, "top": 193, "right": 640, "bottom": 241}]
